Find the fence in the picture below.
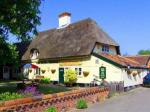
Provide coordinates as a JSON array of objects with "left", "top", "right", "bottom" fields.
[{"left": 102, "top": 81, "right": 124, "bottom": 94}]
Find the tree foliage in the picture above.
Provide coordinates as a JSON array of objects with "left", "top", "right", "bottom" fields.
[
  {"left": 138, "top": 50, "right": 150, "bottom": 55},
  {"left": 0, "top": 0, "right": 41, "bottom": 41},
  {"left": 0, "top": 41, "right": 19, "bottom": 66},
  {"left": 0, "top": 0, "right": 42, "bottom": 66}
]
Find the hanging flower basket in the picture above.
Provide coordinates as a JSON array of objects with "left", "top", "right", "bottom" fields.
[
  {"left": 132, "top": 71, "right": 138, "bottom": 76},
  {"left": 51, "top": 69, "right": 56, "bottom": 74},
  {"left": 137, "top": 70, "right": 142, "bottom": 74},
  {"left": 29, "top": 68, "right": 32, "bottom": 73},
  {"left": 83, "top": 71, "right": 89, "bottom": 77},
  {"left": 127, "top": 70, "right": 132, "bottom": 74},
  {"left": 41, "top": 69, "right": 46, "bottom": 74}
]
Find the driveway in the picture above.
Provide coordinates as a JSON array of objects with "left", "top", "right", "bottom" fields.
[{"left": 77, "top": 87, "right": 150, "bottom": 112}]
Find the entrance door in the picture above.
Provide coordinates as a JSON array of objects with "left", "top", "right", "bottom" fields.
[{"left": 59, "top": 68, "right": 64, "bottom": 83}]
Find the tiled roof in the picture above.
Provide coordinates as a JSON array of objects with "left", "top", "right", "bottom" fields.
[
  {"left": 125, "top": 55, "right": 150, "bottom": 66},
  {"left": 94, "top": 53, "right": 146, "bottom": 68}
]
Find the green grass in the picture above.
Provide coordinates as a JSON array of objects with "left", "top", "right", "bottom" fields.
[
  {"left": 0, "top": 86, "right": 17, "bottom": 93},
  {"left": 38, "top": 85, "right": 70, "bottom": 94}
]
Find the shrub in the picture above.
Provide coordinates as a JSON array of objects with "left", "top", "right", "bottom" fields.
[
  {"left": 0, "top": 92, "right": 24, "bottom": 101},
  {"left": 39, "top": 78, "right": 51, "bottom": 84},
  {"left": 76, "top": 99, "right": 88, "bottom": 109},
  {"left": 64, "top": 69, "right": 77, "bottom": 85},
  {"left": 17, "top": 73, "right": 26, "bottom": 80},
  {"left": 44, "top": 106, "right": 57, "bottom": 112}
]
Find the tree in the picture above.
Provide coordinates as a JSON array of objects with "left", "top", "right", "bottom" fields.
[
  {"left": 138, "top": 50, "right": 150, "bottom": 55},
  {"left": 0, "top": 0, "right": 41, "bottom": 41},
  {"left": 0, "top": 40, "right": 19, "bottom": 66},
  {"left": 0, "top": 0, "right": 42, "bottom": 66}
]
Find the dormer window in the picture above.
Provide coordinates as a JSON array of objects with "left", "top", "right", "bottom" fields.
[
  {"left": 30, "top": 48, "right": 39, "bottom": 59},
  {"left": 102, "top": 45, "right": 109, "bottom": 53}
]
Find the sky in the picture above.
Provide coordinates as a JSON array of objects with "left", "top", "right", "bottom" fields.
[{"left": 10, "top": 0, "right": 150, "bottom": 55}]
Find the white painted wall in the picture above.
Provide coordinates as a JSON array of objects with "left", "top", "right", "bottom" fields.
[
  {"left": 59, "top": 16, "right": 71, "bottom": 28},
  {"left": 123, "top": 69, "right": 148, "bottom": 87}
]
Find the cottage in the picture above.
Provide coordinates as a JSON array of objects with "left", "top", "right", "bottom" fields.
[{"left": 22, "top": 12, "right": 150, "bottom": 87}]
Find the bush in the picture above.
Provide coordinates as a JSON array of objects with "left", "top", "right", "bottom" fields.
[
  {"left": 0, "top": 92, "right": 24, "bottom": 101},
  {"left": 44, "top": 106, "right": 57, "bottom": 112},
  {"left": 39, "top": 78, "right": 51, "bottom": 84},
  {"left": 64, "top": 69, "right": 77, "bottom": 85},
  {"left": 16, "top": 73, "right": 26, "bottom": 80},
  {"left": 76, "top": 99, "right": 88, "bottom": 109}
]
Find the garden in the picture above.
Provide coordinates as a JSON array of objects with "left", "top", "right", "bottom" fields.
[
  {"left": 0, "top": 69, "right": 109, "bottom": 112},
  {"left": 0, "top": 69, "right": 78, "bottom": 101}
]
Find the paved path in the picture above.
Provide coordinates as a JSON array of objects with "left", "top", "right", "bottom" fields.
[{"left": 78, "top": 87, "right": 150, "bottom": 112}]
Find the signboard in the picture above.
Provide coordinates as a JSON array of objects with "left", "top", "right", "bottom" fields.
[
  {"left": 99, "top": 66, "right": 106, "bottom": 79},
  {"left": 60, "top": 62, "right": 82, "bottom": 66}
]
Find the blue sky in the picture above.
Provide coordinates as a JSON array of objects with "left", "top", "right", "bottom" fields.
[{"left": 11, "top": 0, "right": 150, "bottom": 55}]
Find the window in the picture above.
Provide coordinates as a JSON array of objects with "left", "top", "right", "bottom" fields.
[
  {"left": 102, "top": 45, "right": 109, "bottom": 53},
  {"left": 75, "top": 68, "right": 82, "bottom": 75},
  {"left": 35, "top": 68, "right": 40, "bottom": 75},
  {"left": 30, "top": 48, "right": 39, "bottom": 59}
]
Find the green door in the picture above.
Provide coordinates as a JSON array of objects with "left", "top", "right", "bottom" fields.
[{"left": 59, "top": 68, "right": 64, "bottom": 83}]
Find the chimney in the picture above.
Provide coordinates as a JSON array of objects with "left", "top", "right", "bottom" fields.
[{"left": 58, "top": 12, "right": 71, "bottom": 28}]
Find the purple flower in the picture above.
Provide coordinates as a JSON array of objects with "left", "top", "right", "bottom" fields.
[{"left": 18, "top": 86, "right": 41, "bottom": 97}]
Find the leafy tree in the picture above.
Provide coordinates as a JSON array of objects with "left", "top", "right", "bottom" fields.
[
  {"left": 0, "top": 41, "right": 19, "bottom": 66},
  {"left": 138, "top": 50, "right": 150, "bottom": 55},
  {"left": 0, "top": 0, "right": 41, "bottom": 41},
  {"left": 64, "top": 69, "right": 77, "bottom": 86},
  {"left": 0, "top": 0, "right": 42, "bottom": 66}
]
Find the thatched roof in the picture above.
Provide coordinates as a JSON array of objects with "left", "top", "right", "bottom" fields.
[
  {"left": 125, "top": 55, "right": 150, "bottom": 67},
  {"left": 22, "top": 18, "right": 119, "bottom": 61}
]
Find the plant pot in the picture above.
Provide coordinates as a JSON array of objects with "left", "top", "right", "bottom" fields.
[
  {"left": 51, "top": 69, "right": 56, "bottom": 74},
  {"left": 83, "top": 71, "right": 89, "bottom": 77}
]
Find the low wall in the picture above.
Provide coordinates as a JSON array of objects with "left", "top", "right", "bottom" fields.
[{"left": 0, "top": 87, "right": 109, "bottom": 112}]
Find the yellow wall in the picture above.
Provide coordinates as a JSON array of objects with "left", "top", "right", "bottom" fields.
[
  {"left": 25, "top": 55, "right": 148, "bottom": 87},
  {"left": 26, "top": 55, "right": 122, "bottom": 84},
  {"left": 25, "top": 63, "right": 59, "bottom": 81}
]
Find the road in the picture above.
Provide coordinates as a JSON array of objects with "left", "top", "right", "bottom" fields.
[{"left": 78, "top": 87, "right": 150, "bottom": 112}]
